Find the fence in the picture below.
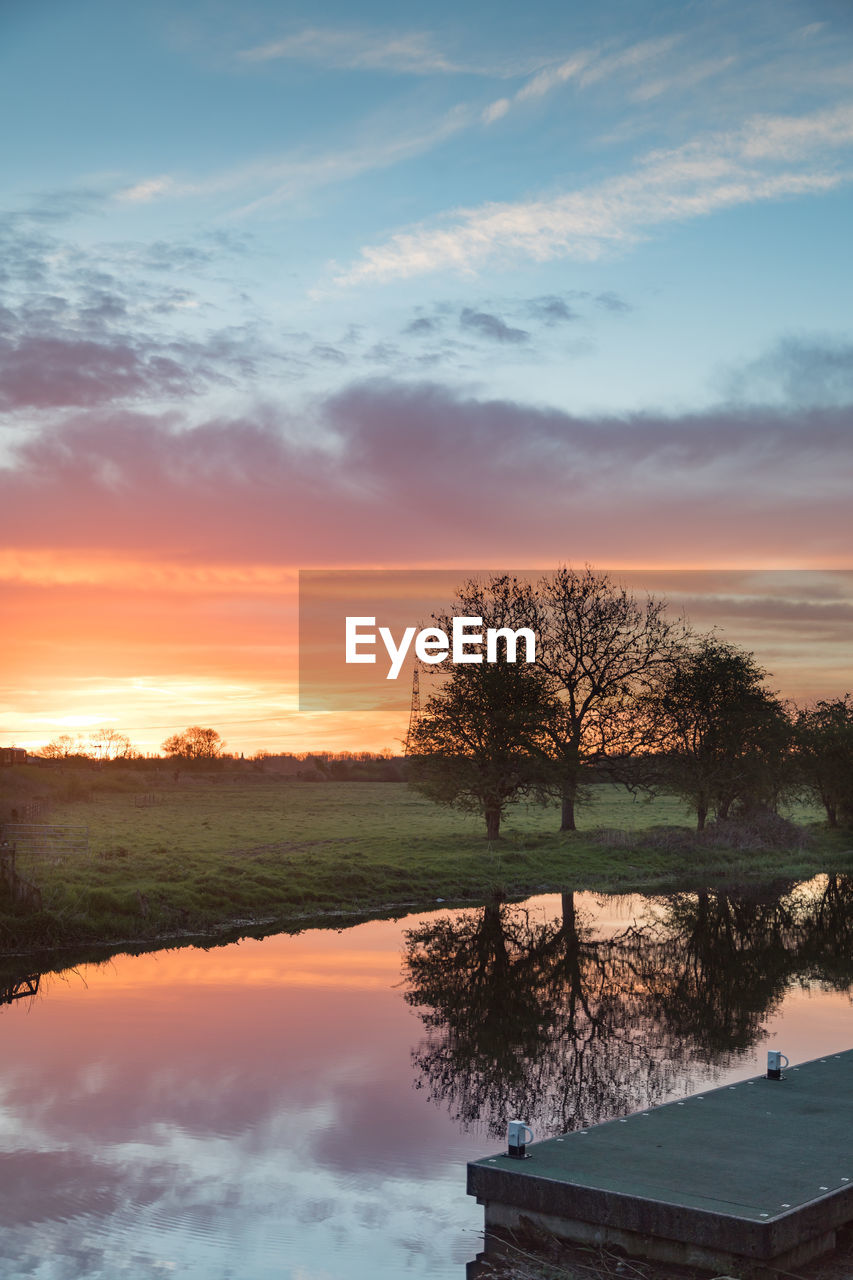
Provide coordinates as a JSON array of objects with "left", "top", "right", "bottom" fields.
[
  {"left": 1, "top": 823, "right": 89, "bottom": 859},
  {"left": 9, "top": 797, "right": 49, "bottom": 822},
  {"left": 134, "top": 792, "right": 162, "bottom": 807}
]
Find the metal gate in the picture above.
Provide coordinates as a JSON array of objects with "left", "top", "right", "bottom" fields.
[{"left": 1, "top": 823, "right": 89, "bottom": 858}]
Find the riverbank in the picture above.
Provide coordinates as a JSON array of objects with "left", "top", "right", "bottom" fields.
[{"left": 1, "top": 768, "right": 850, "bottom": 955}]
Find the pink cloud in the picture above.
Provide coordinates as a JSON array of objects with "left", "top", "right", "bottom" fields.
[{"left": 1, "top": 382, "right": 850, "bottom": 567}]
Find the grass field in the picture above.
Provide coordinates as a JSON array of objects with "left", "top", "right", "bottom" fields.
[{"left": 0, "top": 764, "right": 848, "bottom": 953}]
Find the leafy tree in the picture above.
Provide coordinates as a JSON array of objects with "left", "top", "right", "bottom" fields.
[
  {"left": 644, "top": 637, "right": 792, "bottom": 830},
  {"left": 535, "top": 566, "right": 685, "bottom": 830},
  {"left": 161, "top": 725, "right": 224, "bottom": 760},
  {"left": 407, "top": 575, "right": 553, "bottom": 839},
  {"left": 794, "top": 695, "right": 853, "bottom": 828}
]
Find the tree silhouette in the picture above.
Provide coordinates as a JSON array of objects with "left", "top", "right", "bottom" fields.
[
  {"left": 404, "top": 895, "right": 698, "bottom": 1137},
  {"left": 637, "top": 884, "right": 800, "bottom": 1054},
  {"left": 641, "top": 637, "right": 792, "bottom": 829},
  {"left": 402, "top": 880, "right": 851, "bottom": 1139},
  {"left": 795, "top": 695, "right": 853, "bottom": 828},
  {"left": 535, "top": 566, "right": 684, "bottom": 831},
  {"left": 161, "top": 726, "right": 224, "bottom": 759},
  {"left": 408, "top": 576, "right": 553, "bottom": 838}
]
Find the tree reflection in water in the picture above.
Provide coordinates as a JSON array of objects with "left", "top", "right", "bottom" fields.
[{"left": 402, "top": 877, "right": 853, "bottom": 1139}]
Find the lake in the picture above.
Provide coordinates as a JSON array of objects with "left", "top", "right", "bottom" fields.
[{"left": 2, "top": 877, "right": 853, "bottom": 1278}]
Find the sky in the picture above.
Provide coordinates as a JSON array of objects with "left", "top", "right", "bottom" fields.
[{"left": 1, "top": 0, "right": 852, "bottom": 753}]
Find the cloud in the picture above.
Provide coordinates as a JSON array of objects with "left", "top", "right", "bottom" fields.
[
  {"left": 116, "top": 111, "right": 470, "bottom": 217},
  {"left": 365, "top": 342, "right": 401, "bottom": 364},
  {"left": 631, "top": 54, "right": 737, "bottom": 103},
  {"left": 0, "top": 334, "right": 199, "bottom": 409},
  {"left": 403, "top": 315, "right": 442, "bottom": 336},
  {"left": 135, "top": 232, "right": 252, "bottom": 270},
  {"left": 335, "top": 103, "right": 853, "bottom": 283},
  {"left": 0, "top": 218, "right": 246, "bottom": 290},
  {"left": 400, "top": 292, "right": 628, "bottom": 348},
  {"left": 578, "top": 35, "right": 684, "bottom": 88},
  {"left": 481, "top": 36, "right": 681, "bottom": 125},
  {"left": 310, "top": 343, "right": 349, "bottom": 365},
  {"left": 238, "top": 27, "right": 476, "bottom": 76},
  {"left": 0, "top": 221, "right": 272, "bottom": 410},
  {"left": 118, "top": 176, "right": 175, "bottom": 204},
  {"left": 526, "top": 295, "right": 579, "bottom": 325},
  {"left": 515, "top": 52, "right": 592, "bottom": 102},
  {"left": 0, "top": 326, "right": 269, "bottom": 411},
  {"left": 482, "top": 97, "right": 510, "bottom": 124},
  {"left": 726, "top": 335, "right": 853, "bottom": 408},
  {"left": 459, "top": 308, "right": 529, "bottom": 343},
  {"left": 1, "top": 384, "right": 850, "bottom": 567},
  {"left": 595, "top": 291, "right": 632, "bottom": 313}
]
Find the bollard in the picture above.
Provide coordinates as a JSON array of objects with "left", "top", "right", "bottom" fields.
[
  {"left": 767, "top": 1050, "right": 789, "bottom": 1080},
  {"left": 507, "top": 1120, "right": 534, "bottom": 1159}
]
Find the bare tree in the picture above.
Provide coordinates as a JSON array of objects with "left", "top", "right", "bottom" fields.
[
  {"left": 89, "top": 728, "right": 135, "bottom": 760},
  {"left": 536, "top": 566, "right": 685, "bottom": 831},
  {"left": 39, "top": 734, "right": 85, "bottom": 759}
]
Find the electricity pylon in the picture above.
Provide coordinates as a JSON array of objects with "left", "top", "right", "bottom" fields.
[{"left": 404, "top": 667, "right": 421, "bottom": 755}]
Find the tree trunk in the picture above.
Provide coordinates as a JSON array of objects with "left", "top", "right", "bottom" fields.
[
  {"left": 485, "top": 805, "right": 501, "bottom": 840},
  {"left": 823, "top": 796, "right": 838, "bottom": 828},
  {"left": 560, "top": 780, "right": 577, "bottom": 831},
  {"left": 697, "top": 801, "right": 707, "bottom": 831}
]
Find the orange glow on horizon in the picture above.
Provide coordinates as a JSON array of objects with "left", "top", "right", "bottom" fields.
[{"left": 1, "top": 561, "right": 851, "bottom": 756}]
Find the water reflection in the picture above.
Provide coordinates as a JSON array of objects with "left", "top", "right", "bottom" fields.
[
  {"left": 403, "top": 878, "right": 853, "bottom": 1139},
  {"left": 1, "top": 974, "right": 39, "bottom": 1005},
  {"left": 0, "top": 879, "right": 852, "bottom": 1278},
  {"left": 0, "top": 924, "right": 482, "bottom": 1279}
]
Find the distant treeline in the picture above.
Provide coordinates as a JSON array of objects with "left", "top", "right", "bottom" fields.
[
  {"left": 16, "top": 747, "right": 407, "bottom": 782},
  {"left": 253, "top": 751, "right": 406, "bottom": 782}
]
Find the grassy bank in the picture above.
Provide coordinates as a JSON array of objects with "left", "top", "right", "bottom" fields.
[{"left": 1, "top": 764, "right": 850, "bottom": 953}]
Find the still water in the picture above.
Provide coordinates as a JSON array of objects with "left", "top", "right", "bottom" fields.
[{"left": 2, "top": 878, "right": 853, "bottom": 1278}]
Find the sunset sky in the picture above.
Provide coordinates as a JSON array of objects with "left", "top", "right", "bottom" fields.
[{"left": 1, "top": 0, "right": 852, "bottom": 753}]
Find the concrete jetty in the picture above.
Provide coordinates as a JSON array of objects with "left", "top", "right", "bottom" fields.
[{"left": 468, "top": 1050, "right": 853, "bottom": 1273}]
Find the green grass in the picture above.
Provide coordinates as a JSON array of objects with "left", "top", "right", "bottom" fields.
[{"left": 1, "top": 765, "right": 849, "bottom": 954}]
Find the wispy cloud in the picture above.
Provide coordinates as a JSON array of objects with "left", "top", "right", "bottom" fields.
[
  {"left": 726, "top": 335, "right": 853, "bottom": 408},
  {"left": 239, "top": 27, "right": 493, "bottom": 77},
  {"left": 481, "top": 36, "right": 681, "bottom": 124},
  {"left": 334, "top": 103, "right": 853, "bottom": 284},
  {"left": 514, "top": 52, "right": 593, "bottom": 103},
  {"left": 577, "top": 35, "right": 684, "bottom": 88},
  {"left": 116, "top": 109, "right": 470, "bottom": 215},
  {"left": 631, "top": 54, "right": 737, "bottom": 103},
  {"left": 117, "top": 177, "right": 175, "bottom": 204}
]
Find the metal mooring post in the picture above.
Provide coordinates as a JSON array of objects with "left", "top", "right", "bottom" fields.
[
  {"left": 767, "top": 1050, "right": 789, "bottom": 1080},
  {"left": 507, "top": 1120, "right": 533, "bottom": 1159}
]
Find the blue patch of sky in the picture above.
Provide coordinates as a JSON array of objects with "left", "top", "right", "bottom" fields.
[{"left": 1, "top": 0, "right": 852, "bottom": 419}]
